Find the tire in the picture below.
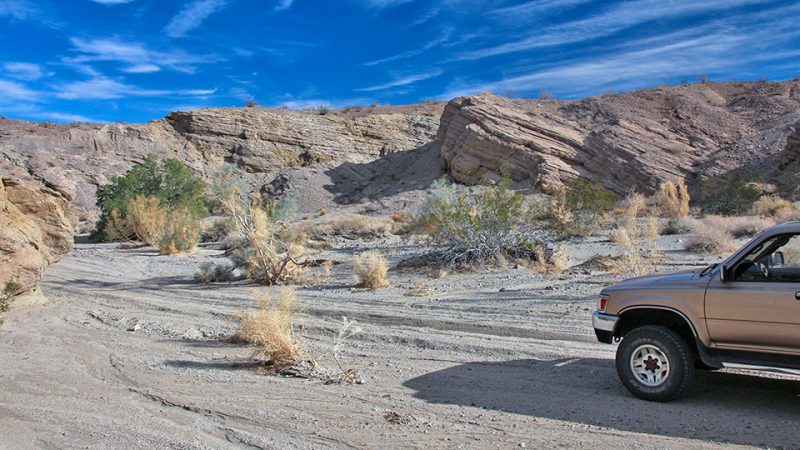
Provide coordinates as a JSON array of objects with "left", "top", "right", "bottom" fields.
[{"left": 615, "top": 325, "right": 694, "bottom": 402}]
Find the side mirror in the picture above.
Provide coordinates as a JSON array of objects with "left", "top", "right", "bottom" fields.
[
  {"left": 719, "top": 264, "right": 728, "bottom": 282},
  {"left": 769, "top": 251, "right": 785, "bottom": 267}
]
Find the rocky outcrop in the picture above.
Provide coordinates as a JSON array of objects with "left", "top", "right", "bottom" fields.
[
  {"left": 0, "top": 177, "right": 73, "bottom": 296},
  {"left": 0, "top": 104, "right": 442, "bottom": 228},
  {"left": 438, "top": 81, "right": 800, "bottom": 194}
]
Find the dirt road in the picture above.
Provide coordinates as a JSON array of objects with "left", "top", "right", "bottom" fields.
[{"left": 1, "top": 239, "right": 798, "bottom": 449}]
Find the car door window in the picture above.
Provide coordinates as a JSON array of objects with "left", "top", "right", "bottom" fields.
[{"left": 733, "top": 234, "right": 800, "bottom": 282}]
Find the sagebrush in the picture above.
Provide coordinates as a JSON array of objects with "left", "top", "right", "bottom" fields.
[
  {"left": 415, "top": 177, "right": 545, "bottom": 267},
  {"left": 656, "top": 179, "right": 690, "bottom": 219},
  {"left": 548, "top": 177, "right": 614, "bottom": 236},
  {"left": 1, "top": 279, "right": 22, "bottom": 325},
  {"left": 353, "top": 251, "right": 389, "bottom": 288}
]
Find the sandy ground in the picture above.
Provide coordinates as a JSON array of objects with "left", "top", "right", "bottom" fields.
[{"left": 1, "top": 234, "right": 800, "bottom": 449}]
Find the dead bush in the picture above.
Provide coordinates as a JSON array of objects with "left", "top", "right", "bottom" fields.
[
  {"left": 685, "top": 220, "right": 737, "bottom": 255},
  {"left": 750, "top": 196, "right": 793, "bottom": 218},
  {"left": 194, "top": 261, "right": 235, "bottom": 283},
  {"left": 661, "top": 217, "right": 700, "bottom": 235},
  {"left": 201, "top": 218, "right": 235, "bottom": 243},
  {"left": 414, "top": 177, "right": 546, "bottom": 267},
  {"left": 321, "top": 213, "right": 394, "bottom": 239},
  {"left": 549, "top": 244, "right": 569, "bottom": 276},
  {"left": 106, "top": 195, "right": 167, "bottom": 246},
  {"left": 655, "top": 179, "right": 690, "bottom": 219},
  {"left": 158, "top": 210, "right": 201, "bottom": 255},
  {"left": 548, "top": 177, "right": 614, "bottom": 236},
  {"left": 610, "top": 195, "right": 660, "bottom": 277},
  {"left": 236, "top": 288, "right": 303, "bottom": 367},
  {"left": 212, "top": 166, "right": 309, "bottom": 285},
  {"left": 353, "top": 251, "right": 389, "bottom": 288},
  {"left": 702, "top": 215, "right": 773, "bottom": 238}
]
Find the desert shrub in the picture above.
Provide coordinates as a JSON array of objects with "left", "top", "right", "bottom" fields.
[
  {"left": 697, "top": 174, "right": 760, "bottom": 215},
  {"left": 611, "top": 196, "right": 660, "bottom": 277},
  {"left": 655, "top": 179, "right": 690, "bottom": 219},
  {"left": 701, "top": 215, "right": 773, "bottom": 239},
  {"left": 93, "top": 155, "right": 206, "bottom": 241},
  {"left": 1, "top": 278, "right": 22, "bottom": 325},
  {"left": 105, "top": 195, "right": 167, "bottom": 246},
  {"left": 194, "top": 261, "right": 235, "bottom": 284},
  {"left": 236, "top": 288, "right": 303, "bottom": 367},
  {"left": 353, "top": 251, "right": 389, "bottom": 288},
  {"left": 548, "top": 177, "right": 614, "bottom": 236},
  {"left": 750, "top": 196, "right": 793, "bottom": 218},
  {"left": 661, "top": 217, "right": 699, "bottom": 235},
  {"left": 201, "top": 218, "right": 235, "bottom": 243},
  {"left": 415, "top": 177, "right": 545, "bottom": 267},
  {"left": 549, "top": 244, "right": 569, "bottom": 276},
  {"left": 685, "top": 219, "right": 737, "bottom": 255},
  {"left": 212, "top": 166, "right": 309, "bottom": 285},
  {"left": 158, "top": 210, "right": 201, "bottom": 255},
  {"left": 319, "top": 213, "right": 394, "bottom": 239}
]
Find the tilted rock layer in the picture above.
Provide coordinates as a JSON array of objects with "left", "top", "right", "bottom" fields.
[
  {"left": 438, "top": 80, "right": 800, "bottom": 194},
  {"left": 0, "top": 177, "right": 73, "bottom": 295},
  {"left": 0, "top": 104, "right": 442, "bottom": 228}
]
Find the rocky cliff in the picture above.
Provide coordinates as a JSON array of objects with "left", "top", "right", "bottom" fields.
[
  {"left": 0, "top": 104, "right": 442, "bottom": 229},
  {"left": 0, "top": 177, "right": 73, "bottom": 296},
  {"left": 437, "top": 80, "right": 800, "bottom": 194}
]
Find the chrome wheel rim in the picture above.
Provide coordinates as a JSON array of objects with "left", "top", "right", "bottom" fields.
[{"left": 630, "top": 344, "right": 670, "bottom": 387}]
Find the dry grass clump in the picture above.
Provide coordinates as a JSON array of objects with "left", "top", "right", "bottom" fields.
[
  {"left": 661, "top": 217, "right": 700, "bottom": 235},
  {"left": 702, "top": 215, "right": 773, "bottom": 238},
  {"left": 107, "top": 195, "right": 167, "bottom": 246},
  {"left": 236, "top": 288, "right": 303, "bottom": 367},
  {"left": 685, "top": 218, "right": 738, "bottom": 255},
  {"left": 353, "top": 251, "right": 389, "bottom": 288},
  {"left": 655, "top": 179, "right": 690, "bottom": 219},
  {"left": 201, "top": 218, "right": 235, "bottom": 243},
  {"left": 158, "top": 211, "right": 201, "bottom": 255},
  {"left": 750, "top": 196, "right": 794, "bottom": 218},
  {"left": 549, "top": 244, "right": 569, "bottom": 276},
  {"left": 547, "top": 178, "right": 614, "bottom": 237},
  {"left": 194, "top": 261, "right": 235, "bottom": 283},
  {"left": 321, "top": 213, "right": 396, "bottom": 239},
  {"left": 610, "top": 195, "right": 660, "bottom": 278}
]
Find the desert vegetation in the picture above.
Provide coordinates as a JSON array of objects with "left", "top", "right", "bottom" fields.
[
  {"left": 93, "top": 155, "right": 206, "bottom": 254},
  {"left": 353, "top": 251, "right": 389, "bottom": 288},
  {"left": 548, "top": 177, "right": 614, "bottom": 236},
  {"left": 1, "top": 278, "right": 22, "bottom": 325},
  {"left": 235, "top": 288, "right": 304, "bottom": 368}
]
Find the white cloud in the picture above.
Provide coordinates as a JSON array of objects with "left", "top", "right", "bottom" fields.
[
  {"left": 90, "top": 0, "right": 135, "bottom": 4},
  {"left": 55, "top": 74, "right": 216, "bottom": 100},
  {"left": 0, "top": 78, "right": 40, "bottom": 101},
  {"left": 3, "top": 62, "right": 49, "bottom": 80},
  {"left": 0, "top": 0, "right": 34, "bottom": 20},
  {"left": 275, "top": 0, "right": 293, "bottom": 11},
  {"left": 35, "top": 112, "right": 104, "bottom": 123},
  {"left": 363, "top": 28, "right": 451, "bottom": 66},
  {"left": 361, "top": 0, "right": 412, "bottom": 8},
  {"left": 457, "top": 0, "right": 775, "bottom": 61},
  {"left": 67, "top": 37, "right": 216, "bottom": 74},
  {"left": 356, "top": 68, "right": 443, "bottom": 92},
  {"left": 164, "top": 0, "right": 228, "bottom": 38}
]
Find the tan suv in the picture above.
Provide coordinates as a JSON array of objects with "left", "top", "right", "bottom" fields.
[{"left": 593, "top": 222, "right": 800, "bottom": 401}]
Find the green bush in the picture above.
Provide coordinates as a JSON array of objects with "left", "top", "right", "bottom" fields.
[
  {"left": 414, "top": 177, "right": 545, "bottom": 267},
  {"left": 1, "top": 278, "right": 22, "bottom": 325},
  {"left": 697, "top": 174, "right": 761, "bottom": 215},
  {"left": 93, "top": 155, "right": 207, "bottom": 241},
  {"left": 548, "top": 177, "right": 614, "bottom": 236}
]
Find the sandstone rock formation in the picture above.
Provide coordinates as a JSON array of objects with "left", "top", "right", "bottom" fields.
[
  {"left": 437, "top": 80, "right": 800, "bottom": 195},
  {"left": 0, "top": 104, "right": 442, "bottom": 228},
  {"left": 0, "top": 177, "right": 73, "bottom": 296}
]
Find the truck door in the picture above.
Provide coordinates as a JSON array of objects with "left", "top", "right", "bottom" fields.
[{"left": 704, "top": 233, "right": 800, "bottom": 354}]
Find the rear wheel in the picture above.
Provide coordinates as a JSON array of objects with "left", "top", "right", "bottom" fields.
[{"left": 615, "top": 325, "right": 694, "bottom": 401}]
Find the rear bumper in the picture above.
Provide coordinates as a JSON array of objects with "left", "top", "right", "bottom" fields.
[{"left": 592, "top": 311, "right": 619, "bottom": 344}]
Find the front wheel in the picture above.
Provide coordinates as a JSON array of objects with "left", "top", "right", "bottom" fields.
[{"left": 615, "top": 325, "right": 694, "bottom": 402}]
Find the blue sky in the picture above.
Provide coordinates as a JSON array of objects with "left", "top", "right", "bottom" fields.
[{"left": 1, "top": 0, "right": 799, "bottom": 123}]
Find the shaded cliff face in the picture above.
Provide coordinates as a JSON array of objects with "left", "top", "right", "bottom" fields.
[
  {"left": 437, "top": 80, "right": 800, "bottom": 195},
  {"left": 0, "top": 177, "right": 73, "bottom": 296},
  {"left": 0, "top": 104, "right": 442, "bottom": 228}
]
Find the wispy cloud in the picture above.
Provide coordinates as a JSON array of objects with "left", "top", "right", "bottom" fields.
[
  {"left": 55, "top": 74, "right": 216, "bottom": 100},
  {"left": 0, "top": 0, "right": 34, "bottom": 19},
  {"left": 66, "top": 37, "right": 217, "bottom": 74},
  {"left": 356, "top": 68, "right": 443, "bottom": 92},
  {"left": 360, "top": 0, "right": 412, "bottom": 8},
  {"left": 0, "top": 78, "right": 41, "bottom": 101},
  {"left": 275, "top": 0, "right": 293, "bottom": 11},
  {"left": 364, "top": 28, "right": 451, "bottom": 66},
  {"left": 3, "top": 62, "right": 50, "bottom": 80},
  {"left": 35, "top": 112, "right": 105, "bottom": 123},
  {"left": 457, "top": 0, "right": 774, "bottom": 61},
  {"left": 90, "top": 0, "right": 135, "bottom": 5},
  {"left": 164, "top": 0, "right": 228, "bottom": 38}
]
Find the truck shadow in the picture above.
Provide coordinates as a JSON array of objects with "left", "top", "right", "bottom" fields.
[{"left": 403, "top": 358, "right": 800, "bottom": 447}]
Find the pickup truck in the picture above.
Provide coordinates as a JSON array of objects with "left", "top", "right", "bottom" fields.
[{"left": 593, "top": 221, "right": 800, "bottom": 401}]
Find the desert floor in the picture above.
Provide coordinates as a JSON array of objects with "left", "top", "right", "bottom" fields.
[{"left": 1, "top": 235, "right": 799, "bottom": 449}]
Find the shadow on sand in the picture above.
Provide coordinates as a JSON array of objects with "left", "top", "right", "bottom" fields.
[{"left": 403, "top": 358, "right": 800, "bottom": 447}]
